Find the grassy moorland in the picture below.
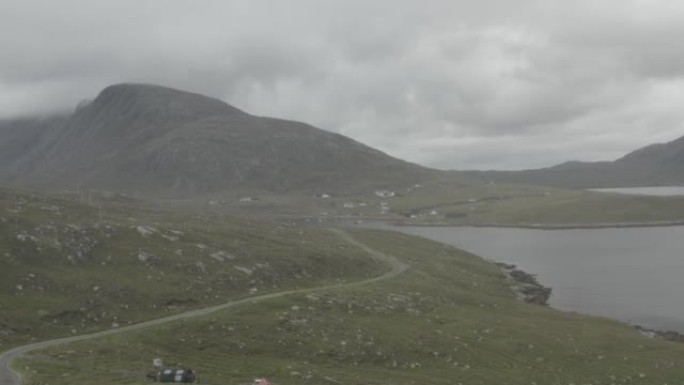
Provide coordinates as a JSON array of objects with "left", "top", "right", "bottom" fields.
[
  {"left": 12, "top": 228, "right": 684, "bottom": 385},
  {"left": 386, "top": 182, "right": 684, "bottom": 226},
  {"left": 0, "top": 188, "right": 386, "bottom": 351},
  {"left": 210, "top": 180, "right": 684, "bottom": 227}
]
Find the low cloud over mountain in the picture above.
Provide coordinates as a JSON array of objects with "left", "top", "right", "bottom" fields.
[{"left": 0, "top": 84, "right": 433, "bottom": 197}]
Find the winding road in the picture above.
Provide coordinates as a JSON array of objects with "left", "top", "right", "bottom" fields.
[{"left": 0, "top": 229, "right": 409, "bottom": 385}]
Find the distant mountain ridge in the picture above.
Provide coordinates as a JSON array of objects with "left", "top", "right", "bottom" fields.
[
  {"left": 5, "top": 82, "right": 680, "bottom": 195},
  {"left": 464, "top": 135, "right": 684, "bottom": 188},
  {"left": 0, "top": 83, "right": 434, "bottom": 197}
]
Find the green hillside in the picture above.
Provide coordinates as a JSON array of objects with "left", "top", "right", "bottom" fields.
[
  {"left": 0, "top": 188, "right": 385, "bottom": 350},
  {"left": 10, "top": 226, "right": 684, "bottom": 385},
  {"left": 388, "top": 181, "right": 684, "bottom": 226},
  {"left": 237, "top": 179, "right": 684, "bottom": 227}
]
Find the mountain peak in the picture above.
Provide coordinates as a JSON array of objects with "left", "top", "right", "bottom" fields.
[
  {"left": 0, "top": 83, "right": 432, "bottom": 196},
  {"left": 88, "top": 83, "right": 247, "bottom": 120}
]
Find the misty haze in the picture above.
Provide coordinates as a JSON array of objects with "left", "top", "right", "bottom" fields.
[{"left": 2, "top": 1, "right": 684, "bottom": 385}]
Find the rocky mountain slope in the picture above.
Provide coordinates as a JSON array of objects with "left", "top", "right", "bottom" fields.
[{"left": 0, "top": 84, "right": 435, "bottom": 197}]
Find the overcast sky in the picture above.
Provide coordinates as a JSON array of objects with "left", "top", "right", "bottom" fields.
[{"left": 2, "top": 0, "right": 684, "bottom": 170}]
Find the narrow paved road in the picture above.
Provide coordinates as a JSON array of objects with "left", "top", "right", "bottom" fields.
[{"left": 0, "top": 229, "right": 408, "bottom": 385}]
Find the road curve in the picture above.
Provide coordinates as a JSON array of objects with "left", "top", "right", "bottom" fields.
[{"left": 0, "top": 229, "right": 409, "bottom": 385}]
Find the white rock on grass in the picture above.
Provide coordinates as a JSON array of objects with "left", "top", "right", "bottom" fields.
[
  {"left": 161, "top": 233, "right": 179, "bottom": 242},
  {"left": 210, "top": 251, "right": 236, "bottom": 262},
  {"left": 136, "top": 226, "right": 157, "bottom": 237},
  {"left": 138, "top": 251, "right": 150, "bottom": 262},
  {"left": 234, "top": 266, "right": 253, "bottom": 275},
  {"left": 195, "top": 261, "right": 207, "bottom": 273}
]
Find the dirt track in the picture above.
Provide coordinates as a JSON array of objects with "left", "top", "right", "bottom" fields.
[{"left": 0, "top": 229, "right": 408, "bottom": 385}]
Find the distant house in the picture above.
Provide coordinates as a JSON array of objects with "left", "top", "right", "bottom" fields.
[{"left": 374, "top": 190, "right": 395, "bottom": 198}]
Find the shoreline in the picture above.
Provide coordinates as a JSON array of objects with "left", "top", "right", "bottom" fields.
[
  {"left": 297, "top": 215, "right": 684, "bottom": 231},
  {"left": 339, "top": 219, "right": 684, "bottom": 344},
  {"left": 390, "top": 220, "right": 684, "bottom": 230},
  {"left": 635, "top": 325, "right": 684, "bottom": 343},
  {"left": 496, "top": 262, "right": 684, "bottom": 344}
]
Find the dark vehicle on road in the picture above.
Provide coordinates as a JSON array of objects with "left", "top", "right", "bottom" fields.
[{"left": 156, "top": 368, "right": 197, "bottom": 383}]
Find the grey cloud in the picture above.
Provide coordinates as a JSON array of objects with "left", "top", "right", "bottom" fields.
[{"left": 2, "top": 0, "right": 684, "bottom": 170}]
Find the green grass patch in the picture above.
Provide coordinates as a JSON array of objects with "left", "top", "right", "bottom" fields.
[
  {"left": 15, "top": 229, "right": 684, "bottom": 385},
  {"left": 0, "top": 188, "right": 385, "bottom": 350}
]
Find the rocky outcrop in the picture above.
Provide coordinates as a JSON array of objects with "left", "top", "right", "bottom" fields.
[
  {"left": 635, "top": 325, "right": 684, "bottom": 343},
  {"left": 496, "top": 263, "right": 552, "bottom": 305}
]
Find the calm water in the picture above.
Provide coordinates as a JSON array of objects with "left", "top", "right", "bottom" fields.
[
  {"left": 590, "top": 186, "right": 684, "bottom": 196},
  {"left": 364, "top": 223, "right": 684, "bottom": 333}
]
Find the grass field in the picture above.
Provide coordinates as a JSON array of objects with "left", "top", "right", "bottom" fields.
[
  {"left": 336, "top": 181, "right": 684, "bottom": 226},
  {"left": 12, "top": 228, "right": 684, "bottom": 385},
  {"left": 181, "top": 179, "right": 684, "bottom": 227},
  {"left": 0, "top": 188, "right": 386, "bottom": 350}
]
